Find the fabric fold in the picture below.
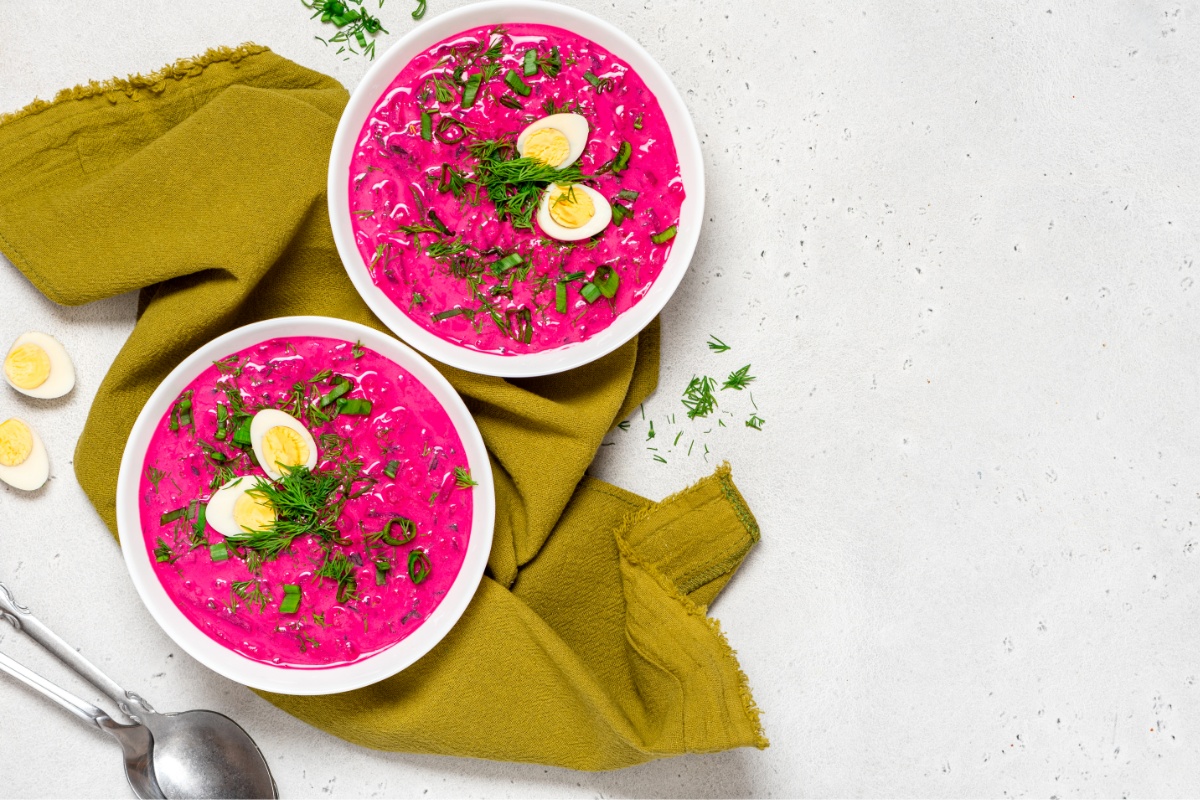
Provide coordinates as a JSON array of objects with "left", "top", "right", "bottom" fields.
[{"left": 0, "top": 45, "right": 766, "bottom": 769}]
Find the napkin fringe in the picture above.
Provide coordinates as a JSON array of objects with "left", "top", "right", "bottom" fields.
[
  {"left": 615, "top": 463, "right": 769, "bottom": 751},
  {"left": 0, "top": 43, "right": 271, "bottom": 125}
]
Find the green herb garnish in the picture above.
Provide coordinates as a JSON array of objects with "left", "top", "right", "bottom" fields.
[
  {"left": 722, "top": 364, "right": 756, "bottom": 391},
  {"left": 373, "top": 516, "right": 417, "bottom": 546},
  {"left": 411, "top": 0, "right": 426, "bottom": 20},
  {"left": 279, "top": 584, "right": 302, "bottom": 614},
  {"left": 746, "top": 414, "right": 765, "bottom": 431},
  {"left": 153, "top": 538, "right": 177, "bottom": 564},
  {"left": 232, "top": 580, "right": 269, "bottom": 613},
  {"left": 681, "top": 376, "right": 719, "bottom": 419},
  {"left": 651, "top": 225, "right": 677, "bottom": 244},
  {"left": 454, "top": 466, "right": 477, "bottom": 488},
  {"left": 707, "top": 335, "right": 731, "bottom": 353},
  {"left": 469, "top": 138, "right": 587, "bottom": 230},
  {"left": 336, "top": 398, "right": 372, "bottom": 416},
  {"left": 408, "top": 549, "right": 431, "bottom": 584},
  {"left": 504, "top": 69, "right": 532, "bottom": 97},
  {"left": 160, "top": 507, "right": 188, "bottom": 525},
  {"left": 209, "top": 541, "right": 229, "bottom": 562},
  {"left": 315, "top": 552, "right": 357, "bottom": 603}
]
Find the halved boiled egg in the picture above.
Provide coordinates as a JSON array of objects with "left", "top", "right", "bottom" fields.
[
  {"left": 516, "top": 113, "right": 589, "bottom": 169},
  {"left": 0, "top": 417, "right": 49, "bottom": 491},
  {"left": 205, "top": 477, "right": 276, "bottom": 538},
  {"left": 250, "top": 408, "right": 318, "bottom": 480},
  {"left": 536, "top": 183, "right": 612, "bottom": 242},
  {"left": 4, "top": 332, "right": 75, "bottom": 399}
]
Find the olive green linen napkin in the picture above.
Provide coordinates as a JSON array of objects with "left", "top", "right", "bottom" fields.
[{"left": 0, "top": 46, "right": 767, "bottom": 768}]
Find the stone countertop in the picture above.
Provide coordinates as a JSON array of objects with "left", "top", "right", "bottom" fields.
[{"left": 2, "top": 0, "right": 1198, "bottom": 796}]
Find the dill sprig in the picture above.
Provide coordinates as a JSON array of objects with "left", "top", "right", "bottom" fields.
[
  {"left": 469, "top": 138, "right": 587, "bottom": 230},
  {"left": 681, "top": 376, "right": 719, "bottom": 419},
  {"left": 231, "top": 580, "right": 269, "bottom": 613},
  {"left": 746, "top": 414, "right": 766, "bottom": 431},
  {"left": 226, "top": 466, "right": 351, "bottom": 562},
  {"left": 707, "top": 335, "right": 731, "bottom": 353},
  {"left": 454, "top": 466, "right": 477, "bottom": 488},
  {"left": 315, "top": 552, "right": 358, "bottom": 603},
  {"left": 145, "top": 465, "right": 166, "bottom": 493},
  {"left": 722, "top": 364, "right": 756, "bottom": 391}
]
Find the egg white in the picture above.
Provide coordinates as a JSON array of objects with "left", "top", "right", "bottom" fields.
[
  {"left": 516, "top": 113, "right": 590, "bottom": 169},
  {"left": 249, "top": 408, "right": 319, "bottom": 480},
  {"left": 0, "top": 419, "right": 49, "bottom": 492},
  {"left": 4, "top": 332, "right": 75, "bottom": 399},
  {"left": 205, "top": 477, "right": 268, "bottom": 538},
  {"left": 536, "top": 184, "right": 613, "bottom": 242}
]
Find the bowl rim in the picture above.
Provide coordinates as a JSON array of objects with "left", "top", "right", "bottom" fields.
[
  {"left": 327, "top": 0, "right": 704, "bottom": 378},
  {"left": 115, "top": 316, "right": 495, "bottom": 695}
]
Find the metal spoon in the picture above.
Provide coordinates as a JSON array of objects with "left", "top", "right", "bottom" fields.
[
  {"left": 0, "top": 581, "right": 278, "bottom": 799},
  {"left": 0, "top": 649, "right": 164, "bottom": 799}
]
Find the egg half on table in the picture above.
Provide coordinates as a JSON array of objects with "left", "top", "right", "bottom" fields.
[
  {"left": 4, "top": 332, "right": 75, "bottom": 399},
  {"left": 516, "top": 113, "right": 613, "bottom": 242},
  {"left": 0, "top": 418, "right": 49, "bottom": 491}
]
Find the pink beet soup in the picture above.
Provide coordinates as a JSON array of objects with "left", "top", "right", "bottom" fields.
[
  {"left": 348, "top": 22, "right": 685, "bottom": 354},
  {"left": 138, "top": 336, "right": 474, "bottom": 668}
]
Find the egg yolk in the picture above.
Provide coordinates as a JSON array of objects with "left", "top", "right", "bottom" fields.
[
  {"left": 261, "top": 426, "right": 310, "bottom": 471},
  {"left": 548, "top": 185, "right": 595, "bottom": 229},
  {"left": 232, "top": 490, "right": 276, "bottom": 533},
  {"left": 524, "top": 128, "right": 571, "bottom": 167},
  {"left": 0, "top": 418, "right": 33, "bottom": 467},
  {"left": 4, "top": 344, "right": 51, "bottom": 390}
]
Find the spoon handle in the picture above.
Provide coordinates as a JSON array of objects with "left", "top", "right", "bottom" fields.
[
  {"left": 0, "top": 648, "right": 110, "bottom": 727},
  {"left": 0, "top": 580, "right": 152, "bottom": 719}
]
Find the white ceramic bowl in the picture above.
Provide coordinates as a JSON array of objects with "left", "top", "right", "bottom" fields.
[
  {"left": 327, "top": 0, "right": 704, "bottom": 377},
  {"left": 116, "top": 317, "right": 494, "bottom": 695}
]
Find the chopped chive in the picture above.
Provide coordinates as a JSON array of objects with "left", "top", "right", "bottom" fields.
[
  {"left": 319, "top": 376, "right": 353, "bottom": 408},
  {"left": 378, "top": 516, "right": 417, "bottom": 546},
  {"left": 336, "top": 398, "right": 373, "bottom": 415},
  {"left": 160, "top": 507, "right": 187, "bottom": 525},
  {"left": 435, "top": 116, "right": 468, "bottom": 144},
  {"left": 432, "top": 307, "right": 471, "bottom": 322},
  {"left": 555, "top": 281, "right": 568, "bottom": 313},
  {"left": 491, "top": 252, "right": 524, "bottom": 274},
  {"left": 651, "top": 225, "right": 677, "bottom": 244},
  {"left": 375, "top": 559, "right": 392, "bottom": 585},
  {"left": 583, "top": 71, "right": 612, "bottom": 92},
  {"left": 674, "top": 431, "right": 683, "bottom": 446},
  {"left": 611, "top": 202, "right": 629, "bottom": 226},
  {"left": 154, "top": 538, "right": 175, "bottom": 563},
  {"left": 580, "top": 282, "right": 602, "bottom": 304},
  {"left": 408, "top": 550, "right": 431, "bottom": 584},
  {"left": 191, "top": 502, "right": 208, "bottom": 548},
  {"left": 232, "top": 417, "right": 253, "bottom": 448},
  {"left": 688, "top": 439, "right": 695, "bottom": 456},
  {"left": 497, "top": 94, "right": 523, "bottom": 109},
  {"left": 383, "top": 460, "right": 400, "bottom": 479},
  {"left": 215, "top": 403, "right": 228, "bottom": 440},
  {"left": 652, "top": 454, "right": 667, "bottom": 464},
  {"left": 560, "top": 270, "right": 586, "bottom": 282},
  {"left": 427, "top": 209, "right": 453, "bottom": 236},
  {"left": 209, "top": 541, "right": 229, "bottom": 562},
  {"left": 523, "top": 48, "right": 538, "bottom": 76},
  {"left": 617, "top": 189, "right": 640, "bottom": 202},
  {"left": 633, "top": 112, "right": 644, "bottom": 130},
  {"left": 420, "top": 109, "right": 433, "bottom": 141},
  {"left": 594, "top": 265, "right": 620, "bottom": 298},
  {"left": 504, "top": 69, "right": 532, "bottom": 96},
  {"left": 461, "top": 72, "right": 482, "bottom": 108},
  {"left": 412, "top": 0, "right": 426, "bottom": 20}
]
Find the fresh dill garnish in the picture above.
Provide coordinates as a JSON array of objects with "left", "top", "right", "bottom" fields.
[
  {"left": 231, "top": 580, "right": 269, "bottom": 613},
  {"left": 746, "top": 414, "right": 766, "bottom": 431},
  {"left": 617, "top": 420, "right": 630, "bottom": 431},
  {"left": 315, "top": 552, "right": 358, "bottom": 603},
  {"left": 673, "top": 431, "right": 682, "bottom": 446},
  {"left": 353, "top": 209, "right": 375, "bottom": 218},
  {"left": 542, "top": 98, "right": 580, "bottom": 116},
  {"left": 707, "top": 335, "right": 731, "bottom": 353},
  {"left": 226, "top": 466, "right": 353, "bottom": 562},
  {"left": 153, "top": 537, "right": 178, "bottom": 564},
  {"left": 469, "top": 138, "right": 588, "bottom": 230},
  {"left": 722, "top": 364, "right": 756, "bottom": 391},
  {"left": 454, "top": 466, "right": 478, "bottom": 488},
  {"left": 652, "top": 454, "right": 667, "bottom": 464},
  {"left": 681, "top": 376, "right": 719, "bottom": 419},
  {"left": 145, "top": 465, "right": 167, "bottom": 493},
  {"left": 352, "top": 340, "right": 365, "bottom": 358}
]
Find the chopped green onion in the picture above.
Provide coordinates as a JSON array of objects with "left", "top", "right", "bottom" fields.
[
  {"left": 523, "top": 48, "right": 538, "bottom": 76},
  {"left": 432, "top": 307, "right": 471, "bottom": 322},
  {"left": 613, "top": 141, "right": 632, "bottom": 173},
  {"left": 651, "top": 225, "right": 677, "bottom": 244},
  {"left": 427, "top": 209, "right": 453, "bottom": 236},
  {"left": 617, "top": 189, "right": 640, "bottom": 202},
  {"left": 279, "top": 585, "right": 301, "bottom": 614},
  {"left": 435, "top": 116, "right": 468, "bottom": 144},
  {"left": 379, "top": 516, "right": 417, "bottom": 546},
  {"left": 594, "top": 265, "right": 620, "bottom": 299},
  {"left": 232, "top": 417, "right": 253, "bottom": 448},
  {"left": 159, "top": 507, "right": 188, "bottom": 525},
  {"left": 560, "top": 270, "right": 586, "bottom": 282},
  {"left": 319, "top": 376, "right": 353, "bottom": 408},
  {"left": 461, "top": 73, "right": 482, "bottom": 108},
  {"left": 408, "top": 550, "right": 431, "bottom": 584},
  {"left": 420, "top": 109, "right": 433, "bottom": 141},
  {"left": 209, "top": 542, "right": 229, "bottom": 562},
  {"left": 555, "top": 281, "right": 568, "bottom": 313},
  {"left": 191, "top": 502, "right": 208, "bottom": 548},
  {"left": 583, "top": 71, "right": 611, "bottom": 92},
  {"left": 375, "top": 559, "right": 392, "bottom": 585},
  {"left": 490, "top": 252, "right": 523, "bottom": 274},
  {"left": 504, "top": 69, "right": 532, "bottom": 97},
  {"left": 611, "top": 202, "right": 629, "bottom": 226},
  {"left": 335, "top": 398, "right": 372, "bottom": 415},
  {"left": 633, "top": 112, "right": 644, "bottom": 130},
  {"left": 580, "top": 282, "right": 602, "bottom": 304},
  {"left": 383, "top": 460, "right": 400, "bottom": 479},
  {"left": 215, "top": 403, "right": 228, "bottom": 440}
]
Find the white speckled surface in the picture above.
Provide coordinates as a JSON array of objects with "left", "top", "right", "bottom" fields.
[{"left": 2, "top": 0, "right": 1199, "bottom": 796}]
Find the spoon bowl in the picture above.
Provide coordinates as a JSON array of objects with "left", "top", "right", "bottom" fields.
[{"left": 146, "top": 709, "right": 276, "bottom": 800}]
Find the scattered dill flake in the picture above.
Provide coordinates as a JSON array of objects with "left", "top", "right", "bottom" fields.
[
  {"left": 681, "top": 375, "right": 719, "bottom": 419},
  {"left": 652, "top": 454, "right": 667, "bottom": 464},
  {"left": 316, "top": 552, "right": 358, "bottom": 603},
  {"left": 617, "top": 420, "right": 630, "bottom": 431},
  {"left": 746, "top": 414, "right": 766, "bottom": 431},
  {"left": 454, "top": 466, "right": 478, "bottom": 488},
  {"left": 352, "top": 340, "right": 365, "bottom": 358},
  {"left": 304, "top": 0, "right": 390, "bottom": 61},
  {"left": 429, "top": 490, "right": 439, "bottom": 505},
  {"left": 232, "top": 580, "right": 269, "bottom": 613},
  {"left": 688, "top": 439, "right": 695, "bottom": 456},
  {"left": 707, "top": 335, "right": 731, "bottom": 353},
  {"left": 145, "top": 465, "right": 166, "bottom": 493},
  {"left": 722, "top": 364, "right": 756, "bottom": 391},
  {"left": 153, "top": 538, "right": 177, "bottom": 564},
  {"left": 673, "top": 431, "right": 683, "bottom": 446}
]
